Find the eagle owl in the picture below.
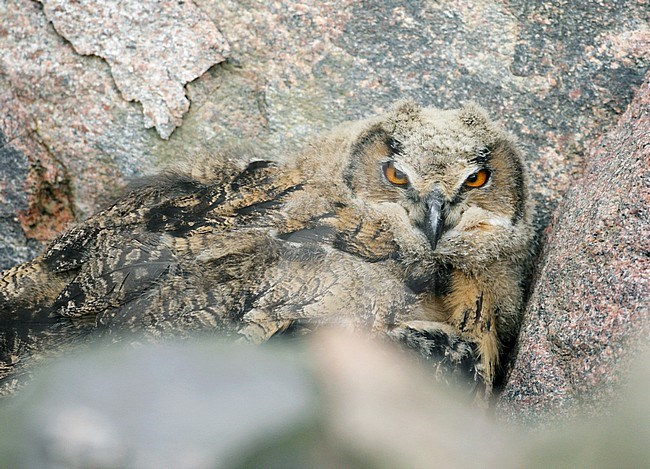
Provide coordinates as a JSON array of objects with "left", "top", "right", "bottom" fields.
[{"left": 0, "top": 101, "right": 533, "bottom": 396}]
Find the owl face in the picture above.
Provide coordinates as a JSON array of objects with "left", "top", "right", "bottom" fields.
[{"left": 339, "top": 101, "right": 530, "bottom": 261}]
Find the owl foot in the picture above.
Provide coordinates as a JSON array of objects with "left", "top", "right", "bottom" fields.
[{"left": 386, "top": 322, "right": 487, "bottom": 398}]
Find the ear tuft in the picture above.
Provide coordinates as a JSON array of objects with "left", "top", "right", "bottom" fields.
[
  {"left": 457, "top": 102, "right": 491, "bottom": 127},
  {"left": 458, "top": 102, "right": 499, "bottom": 144},
  {"left": 386, "top": 99, "right": 422, "bottom": 132}
]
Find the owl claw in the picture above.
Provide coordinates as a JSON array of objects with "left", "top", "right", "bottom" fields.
[{"left": 386, "top": 323, "right": 486, "bottom": 396}]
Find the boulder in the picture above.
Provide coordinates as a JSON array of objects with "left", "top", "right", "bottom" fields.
[
  {"left": 498, "top": 75, "right": 650, "bottom": 425},
  {"left": 1, "top": 333, "right": 648, "bottom": 467}
]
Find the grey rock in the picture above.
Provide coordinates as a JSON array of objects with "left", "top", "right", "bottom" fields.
[
  {"left": 0, "top": 0, "right": 159, "bottom": 223},
  {"left": 0, "top": 130, "right": 40, "bottom": 270},
  {"left": 0, "top": 340, "right": 317, "bottom": 468},
  {"left": 1, "top": 333, "right": 648, "bottom": 468}
]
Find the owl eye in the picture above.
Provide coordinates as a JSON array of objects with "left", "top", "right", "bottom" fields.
[
  {"left": 383, "top": 162, "right": 410, "bottom": 187},
  {"left": 464, "top": 169, "right": 490, "bottom": 188}
]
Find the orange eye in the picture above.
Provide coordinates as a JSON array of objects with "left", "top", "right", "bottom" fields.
[
  {"left": 383, "top": 162, "right": 409, "bottom": 187},
  {"left": 464, "top": 169, "right": 490, "bottom": 188}
]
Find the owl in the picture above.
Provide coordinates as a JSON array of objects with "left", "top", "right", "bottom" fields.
[{"left": 0, "top": 101, "right": 533, "bottom": 397}]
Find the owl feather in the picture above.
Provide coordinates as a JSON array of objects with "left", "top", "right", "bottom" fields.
[{"left": 0, "top": 102, "right": 533, "bottom": 399}]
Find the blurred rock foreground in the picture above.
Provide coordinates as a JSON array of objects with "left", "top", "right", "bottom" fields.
[
  {"left": 0, "top": 334, "right": 649, "bottom": 467},
  {"left": 0, "top": 0, "right": 648, "bottom": 463}
]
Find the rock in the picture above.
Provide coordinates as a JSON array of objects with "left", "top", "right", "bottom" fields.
[
  {"left": 39, "top": 0, "right": 230, "bottom": 139},
  {"left": 1, "top": 0, "right": 159, "bottom": 270},
  {"left": 497, "top": 75, "right": 650, "bottom": 425},
  {"left": 0, "top": 0, "right": 229, "bottom": 268},
  {"left": 1, "top": 333, "right": 648, "bottom": 467},
  {"left": 0, "top": 340, "right": 318, "bottom": 468},
  {"left": 0, "top": 90, "right": 74, "bottom": 269}
]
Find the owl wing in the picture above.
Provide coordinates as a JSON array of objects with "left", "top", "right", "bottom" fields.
[
  {"left": 48, "top": 230, "right": 175, "bottom": 319},
  {"left": 35, "top": 159, "right": 312, "bottom": 322}
]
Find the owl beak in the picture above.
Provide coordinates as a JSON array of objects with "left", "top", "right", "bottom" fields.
[{"left": 423, "top": 192, "right": 445, "bottom": 251}]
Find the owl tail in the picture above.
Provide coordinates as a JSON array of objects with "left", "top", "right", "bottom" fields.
[
  {"left": 0, "top": 259, "right": 73, "bottom": 371},
  {"left": 0, "top": 257, "right": 71, "bottom": 321}
]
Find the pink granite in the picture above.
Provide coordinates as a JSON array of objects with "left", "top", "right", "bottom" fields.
[
  {"left": 498, "top": 75, "right": 650, "bottom": 425},
  {"left": 40, "top": 0, "right": 230, "bottom": 139}
]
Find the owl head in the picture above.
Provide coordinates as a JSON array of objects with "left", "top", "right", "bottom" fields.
[{"left": 299, "top": 101, "right": 533, "bottom": 274}]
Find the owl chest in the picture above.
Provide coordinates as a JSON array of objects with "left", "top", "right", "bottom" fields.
[{"left": 418, "top": 269, "right": 497, "bottom": 346}]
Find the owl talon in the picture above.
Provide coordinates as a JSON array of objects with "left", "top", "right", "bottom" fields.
[{"left": 387, "top": 323, "right": 486, "bottom": 395}]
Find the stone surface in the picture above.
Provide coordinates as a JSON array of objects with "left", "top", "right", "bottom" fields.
[
  {"left": 0, "top": 0, "right": 149, "bottom": 268},
  {"left": 0, "top": 86, "right": 75, "bottom": 269},
  {"left": 39, "top": 0, "right": 230, "bottom": 139},
  {"left": 0, "top": 129, "right": 41, "bottom": 268},
  {"left": 497, "top": 76, "right": 650, "bottom": 425},
  {"left": 0, "top": 333, "right": 648, "bottom": 467},
  {"left": 0, "top": 340, "right": 317, "bottom": 468}
]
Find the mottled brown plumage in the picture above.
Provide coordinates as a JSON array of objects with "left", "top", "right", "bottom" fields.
[{"left": 0, "top": 101, "right": 533, "bottom": 397}]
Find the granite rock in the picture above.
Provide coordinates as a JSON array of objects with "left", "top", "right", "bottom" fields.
[
  {"left": 40, "top": 0, "right": 230, "bottom": 139},
  {"left": 1, "top": 0, "right": 155, "bottom": 270},
  {"left": 497, "top": 75, "right": 650, "bottom": 425}
]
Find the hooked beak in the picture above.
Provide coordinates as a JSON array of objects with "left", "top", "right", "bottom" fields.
[{"left": 422, "top": 192, "right": 445, "bottom": 251}]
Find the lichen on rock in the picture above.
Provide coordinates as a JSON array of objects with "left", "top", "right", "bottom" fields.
[{"left": 39, "top": 0, "right": 231, "bottom": 139}]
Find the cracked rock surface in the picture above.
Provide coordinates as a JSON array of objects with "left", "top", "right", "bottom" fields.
[
  {"left": 497, "top": 77, "right": 650, "bottom": 425},
  {"left": 40, "top": 0, "right": 230, "bottom": 139}
]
